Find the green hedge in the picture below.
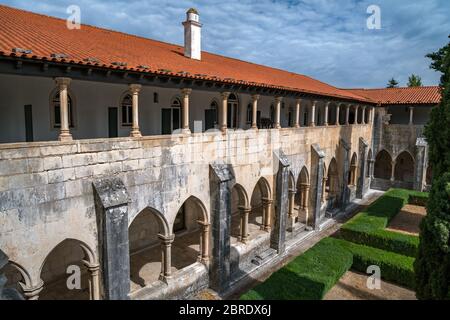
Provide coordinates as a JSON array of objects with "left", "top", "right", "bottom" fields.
[
  {"left": 332, "top": 238, "right": 415, "bottom": 290},
  {"left": 340, "top": 189, "right": 427, "bottom": 257},
  {"left": 240, "top": 238, "right": 353, "bottom": 300}
]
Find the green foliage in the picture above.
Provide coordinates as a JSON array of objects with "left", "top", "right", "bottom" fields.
[
  {"left": 332, "top": 238, "right": 416, "bottom": 290},
  {"left": 240, "top": 238, "right": 353, "bottom": 300},
  {"left": 340, "top": 189, "right": 427, "bottom": 257},
  {"left": 407, "top": 74, "right": 423, "bottom": 87},
  {"left": 387, "top": 77, "right": 400, "bottom": 88},
  {"left": 416, "top": 37, "right": 450, "bottom": 300}
]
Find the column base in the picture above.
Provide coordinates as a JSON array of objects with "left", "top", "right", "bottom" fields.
[
  {"left": 181, "top": 128, "right": 191, "bottom": 135},
  {"left": 309, "top": 123, "right": 316, "bottom": 127},
  {"left": 159, "top": 274, "right": 172, "bottom": 284},
  {"left": 274, "top": 125, "right": 281, "bottom": 129},
  {"left": 130, "top": 130, "right": 142, "bottom": 138},
  {"left": 58, "top": 133, "right": 73, "bottom": 142},
  {"left": 294, "top": 124, "right": 300, "bottom": 128},
  {"left": 251, "top": 125, "right": 258, "bottom": 130}
]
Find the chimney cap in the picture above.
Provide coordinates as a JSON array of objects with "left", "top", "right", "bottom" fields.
[{"left": 187, "top": 8, "right": 199, "bottom": 15}]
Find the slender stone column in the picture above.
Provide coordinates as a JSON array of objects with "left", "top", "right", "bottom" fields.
[
  {"left": 159, "top": 234, "right": 175, "bottom": 282},
  {"left": 302, "top": 184, "right": 310, "bottom": 226},
  {"left": 129, "top": 84, "right": 142, "bottom": 137},
  {"left": 357, "top": 138, "right": 368, "bottom": 199},
  {"left": 295, "top": 99, "right": 301, "bottom": 128},
  {"left": 362, "top": 106, "right": 367, "bottom": 124},
  {"left": 239, "top": 207, "right": 251, "bottom": 243},
  {"left": 409, "top": 107, "right": 414, "bottom": 125},
  {"left": 287, "top": 188, "right": 297, "bottom": 231},
  {"left": 197, "top": 221, "right": 210, "bottom": 263},
  {"left": 83, "top": 262, "right": 101, "bottom": 300},
  {"left": 55, "top": 77, "right": 73, "bottom": 141},
  {"left": 345, "top": 105, "right": 350, "bottom": 125},
  {"left": 310, "top": 101, "right": 317, "bottom": 127},
  {"left": 220, "top": 92, "right": 230, "bottom": 133},
  {"left": 181, "top": 88, "right": 192, "bottom": 134},
  {"left": 354, "top": 105, "right": 359, "bottom": 124},
  {"left": 322, "top": 177, "right": 328, "bottom": 202},
  {"left": 369, "top": 159, "right": 375, "bottom": 179},
  {"left": 251, "top": 94, "right": 260, "bottom": 129},
  {"left": 324, "top": 102, "right": 330, "bottom": 126},
  {"left": 390, "top": 161, "right": 396, "bottom": 182},
  {"left": 336, "top": 104, "right": 341, "bottom": 126},
  {"left": 262, "top": 198, "right": 273, "bottom": 232},
  {"left": 21, "top": 281, "right": 44, "bottom": 300},
  {"left": 274, "top": 97, "right": 282, "bottom": 129},
  {"left": 311, "top": 144, "right": 325, "bottom": 229}
]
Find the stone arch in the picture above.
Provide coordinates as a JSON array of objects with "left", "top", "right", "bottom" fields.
[
  {"left": 38, "top": 239, "right": 97, "bottom": 300},
  {"left": 249, "top": 177, "right": 273, "bottom": 235},
  {"left": 349, "top": 153, "right": 358, "bottom": 186},
  {"left": 327, "top": 158, "right": 339, "bottom": 198},
  {"left": 394, "top": 151, "right": 415, "bottom": 183},
  {"left": 2, "top": 261, "right": 32, "bottom": 296},
  {"left": 130, "top": 206, "right": 171, "bottom": 237},
  {"left": 374, "top": 150, "right": 392, "bottom": 180},
  {"left": 230, "top": 183, "right": 250, "bottom": 242}
]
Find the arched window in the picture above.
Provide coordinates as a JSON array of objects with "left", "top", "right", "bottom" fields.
[
  {"left": 246, "top": 103, "right": 252, "bottom": 124},
  {"left": 121, "top": 94, "right": 133, "bottom": 126},
  {"left": 227, "top": 94, "right": 239, "bottom": 128},
  {"left": 51, "top": 91, "right": 75, "bottom": 128},
  {"left": 161, "top": 98, "right": 182, "bottom": 134}
]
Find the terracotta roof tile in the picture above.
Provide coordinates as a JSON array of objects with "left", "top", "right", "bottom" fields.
[
  {"left": 345, "top": 86, "right": 441, "bottom": 105},
  {"left": 0, "top": 4, "right": 373, "bottom": 103}
]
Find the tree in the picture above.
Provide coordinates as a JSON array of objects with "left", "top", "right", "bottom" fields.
[
  {"left": 408, "top": 74, "right": 423, "bottom": 87},
  {"left": 387, "top": 77, "right": 399, "bottom": 88},
  {"left": 415, "top": 37, "right": 450, "bottom": 300}
]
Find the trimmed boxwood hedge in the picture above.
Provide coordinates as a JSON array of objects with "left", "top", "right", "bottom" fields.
[
  {"left": 331, "top": 238, "right": 415, "bottom": 290},
  {"left": 240, "top": 238, "right": 353, "bottom": 300},
  {"left": 340, "top": 189, "right": 428, "bottom": 257}
]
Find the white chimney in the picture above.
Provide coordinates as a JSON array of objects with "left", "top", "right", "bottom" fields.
[{"left": 183, "top": 8, "right": 202, "bottom": 60}]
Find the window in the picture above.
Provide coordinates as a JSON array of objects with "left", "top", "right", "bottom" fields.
[
  {"left": 303, "top": 111, "right": 309, "bottom": 126},
  {"left": 154, "top": 92, "right": 159, "bottom": 103},
  {"left": 246, "top": 103, "right": 252, "bottom": 124},
  {"left": 161, "top": 98, "right": 182, "bottom": 134},
  {"left": 270, "top": 104, "right": 275, "bottom": 123},
  {"left": 227, "top": 94, "right": 239, "bottom": 128},
  {"left": 51, "top": 92, "right": 74, "bottom": 128},
  {"left": 121, "top": 94, "right": 133, "bottom": 126}
]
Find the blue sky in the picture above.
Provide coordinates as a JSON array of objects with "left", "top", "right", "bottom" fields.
[{"left": 1, "top": 0, "right": 449, "bottom": 88}]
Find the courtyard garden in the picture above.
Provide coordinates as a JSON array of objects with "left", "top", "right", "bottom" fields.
[{"left": 240, "top": 188, "right": 428, "bottom": 300}]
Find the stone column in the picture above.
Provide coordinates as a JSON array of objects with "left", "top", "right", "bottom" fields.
[
  {"left": 369, "top": 158, "right": 375, "bottom": 179},
  {"left": 159, "top": 234, "right": 175, "bottom": 282},
  {"left": 262, "top": 198, "right": 273, "bottom": 232},
  {"left": 209, "top": 163, "right": 233, "bottom": 293},
  {"left": 322, "top": 177, "right": 328, "bottom": 202},
  {"left": 414, "top": 138, "right": 428, "bottom": 191},
  {"left": 345, "top": 105, "right": 350, "bottom": 125},
  {"left": 220, "top": 92, "right": 230, "bottom": 133},
  {"left": 336, "top": 104, "right": 341, "bottom": 126},
  {"left": 239, "top": 207, "right": 251, "bottom": 244},
  {"left": 287, "top": 188, "right": 297, "bottom": 231},
  {"left": 310, "top": 101, "right": 317, "bottom": 127},
  {"left": 93, "top": 177, "right": 130, "bottom": 300},
  {"left": 274, "top": 97, "right": 282, "bottom": 129},
  {"left": 22, "top": 281, "right": 44, "bottom": 300},
  {"left": 311, "top": 144, "right": 325, "bottom": 229},
  {"left": 371, "top": 107, "right": 376, "bottom": 125},
  {"left": 198, "top": 222, "right": 210, "bottom": 264},
  {"left": 409, "top": 107, "right": 414, "bottom": 125},
  {"left": 129, "top": 84, "right": 142, "bottom": 137},
  {"left": 340, "top": 139, "right": 351, "bottom": 210},
  {"left": 302, "top": 184, "right": 311, "bottom": 226},
  {"left": 362, "top": 106, "right": 367, "bottom": 125},
  {"left": 354, "top": 105, "right": 359, "bottom": 124},
  {"left": 390, "top": 161, "right": 396, "bottom": 182},
  {"left": 357, "top": 138, "right": 368, "bottom": 199},
  {"left": 251, "top": 94, "right": 259, "bottom": 129},
  {"left": 295, "top": 99, "right": 301, "bottom": 128},
  {"left": 181, "top": 88, "right": 192, "bottom": 134},
  {"left": 324, "top": 102, "right": 330, "bottom": 126},
  {"left": 55, "top": 77, "right": 73, "bottom": 142},
  {"left": 271, "top": 149, "right": 290, "bottom": 254},
  {"left": 83, "top": 262, "right": 101, "bottom": 300}
]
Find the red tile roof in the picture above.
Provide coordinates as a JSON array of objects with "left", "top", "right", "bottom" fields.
[
  {"left": 0, "top": 4, "right": 373, "bottom": 103},
  {"left": 346, "top": 86, "right": 441, "bottom": 105}
]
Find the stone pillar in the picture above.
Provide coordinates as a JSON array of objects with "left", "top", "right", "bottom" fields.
[
  {"left": 311, "top": 144, "right": 325, "bottom": 229},
  {"left": 295, "top": 99, "right": 301, "bottom": 128},
  {"left": 369, "top": 158, "right": 375, "bottom": 179},
  {"left": 336, "top": 104, "right": 341, "bottom": 126},
  {"left": 262, "top": 198, "right": 273, "bottom": 232},
  {"left": 390, "top": 161, "right": 396, "bottom": 182},
  {"left": 340, "top": 139, "right": 351, "bottom": 210},
  {"left": 287, "top": 188, "right": 297, "bottom": 231},
  {"left": 22, "top": 282, "right": 44, "bottom": 300},
  {"left": 322, "top": 177, "right": 328, "bottom": 202},
  {"left": 93, "top": 177, "right": 130, "bottom": 300},
  {"left": 159, "top": 234, "right": 175, "bottom": 282},
  {"left": 271, "top": 150, "right": 290, "bottom": 254},
  {"left": 198, "top": 222, "right": 210, "bottom": 264},
  {"left": 409, "top": 107, "right": 414, "bottom": 125},
  {"left": 251, "top": 94, "right": 260, "bottom": 129},
  {"left": 239, "top": 207, "right": 251, "bottom": 243},
  {"left": 55, "top": 77, "right": 73, "bottom": 142},
  {"left": 371, "top": 107, "right": 376, "bottom": 125},
  {"left": 324, "top": 102, "right": 330, "bottom": 126},
  {"left": 181, "top": 88, "right": 192, "bottom": 134},
  {"left": 302, "top": 184, "right": 310, "bottom": 226},
  {"left": 414, "top": 137, "right": 428, "bottom": 191},
  {"left": 209, "top": 163, "right": 233, "bottom": 293},
  {"left": 345, "top": 105, "right": 350, "bottom": 125},
  {"left": 354, "top": 105, "right": 359, "bottom": 124},
  {"left": 274, "top": 97, "right": 282, "bottom": 129},
  {"left": 220, "top": 92, "right": 230, "bottom": 133},
  {"left": 83, "top": 262, "right": 101, "bottom": 300},
  {"left": 356, "top": 138, "right": 368, "bottom": 199},
  {"left": 310, "top": 101, "right": 317, "bottom": 127},
  {"left": 362, "top": 106, "right": 367, "bottom": 125},
  {"left": 129, "top": 84, "right": 142, "bottom": 137}
]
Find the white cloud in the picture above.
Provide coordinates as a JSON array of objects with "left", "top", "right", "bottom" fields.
[{"left": 1, "top": 0, "right": 449, "bottom": 87}]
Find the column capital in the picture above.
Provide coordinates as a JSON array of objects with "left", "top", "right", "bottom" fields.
[
  {"left": 325, "top": 101, "right": 332, "bottom": 107},
  {"left": 296, "top": 98, "right": 302, "bottom": 104},
  {"left": 289, "top": 188, "right": 297, "bottom": 195},
  {"left": 221, "top": 92, "right": 231, "bottom": 99},
  {"left": 21, "top": 280, "right": 44, "bottom": 300},
  {"left": 55, "top": 77, "right": 72, "bottom": 87},
  {"left": 275, "top": 96, "right": 283, "bottom": 103},
  {"left": 181, "top": 88, "right": 192, "bottom": 96},
  {"left": 251, "top": 94, "right": 260, "bottom": 101},
  {"left": 129, "top": 83, "right": 142, "bottom": 94},
  {"left": 158, "top": 234, "right": 175, "bottom": 245},
  {"left": 238, "top": 206, "right": 252, "bottom": 214},
  {"left": 262, "top": 197, "right": 273, "bottom": 205}
]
